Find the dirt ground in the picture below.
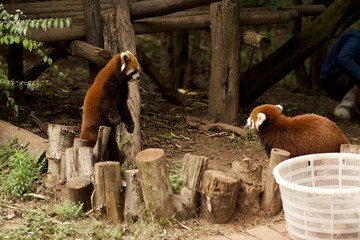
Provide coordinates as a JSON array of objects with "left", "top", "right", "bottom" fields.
[{"left": 1, "top": 54, "right": 360, "bottom": 239}]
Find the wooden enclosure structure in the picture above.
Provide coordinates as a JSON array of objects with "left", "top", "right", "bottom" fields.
[
  {"left": 3, "top": 0, "right": 326, "bottom": 124},
  {"left": 2, "top": 0, "right": 331, "bottom": 223}
]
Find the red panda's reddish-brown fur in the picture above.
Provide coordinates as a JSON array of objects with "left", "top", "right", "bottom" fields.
[
  {"left": 246, "top": 104, "right": 349, "bottom": 157},
  {"left": 80, "top": 51, "right": 140, "bottom": 162}
]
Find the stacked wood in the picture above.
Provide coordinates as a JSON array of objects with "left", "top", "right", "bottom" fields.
[
  {"left": 261, "top": 148, "right": 291, "bottom": 215},
  {"left": 177, "top": 154, "right": 208, "bottom": 219},
  {"left": 46, "top": 124, "right": 76, "bottom": 181},
  {"left": 93, "top": 161, "right": 122, "bottom": 223},
  {"left": 200, "top": 170, "right": 239, "bottom": 223},
  {"left": 0, "top": 120, "right": 48, "bottom": 161},
  {"left": 136, "top": 148, "right": 175, "bottom": 218},
  {"left": 124, "top": 169, "right": 143, "bottom": 222},
  {"left": 232, "top": 158, "right": 263, "bottom": 213}
]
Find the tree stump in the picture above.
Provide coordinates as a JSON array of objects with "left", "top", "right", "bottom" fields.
[
  {"left": 261, "top": 148, "right": 291, "bottom": 215},
  {"left": 93, "top": 125, "right": 111, "bottom": 162},
  {"left": 65, "top": 147, "right": 94, "bottom": 179},
  {"left": 232, "top": 158, "right": 263, "bottom": 213},
  {"left": 340, "top": 144, "right": 360, "bottom": 153},
  {"left": 124, "top": 169, "right": 143, "bottom": 222},
  {"left": 200, "top": 170, "right": 239, "bottom": 224},
  {"left": 46, "top": 124, "right": 76, "bottom": 181},
  {"left": 94, "top": 161, "right": 122, "bottom": 223},
  {"left": 136, "top": 148, "right": 174, "bottom": 218},
  {"left": 178, "top": 154, "right": 208, "bottom": 219},
  {"left": 73, "top": 137, "right": 88, "bottom": 148},
  {"left": 66, "top": 176, "right": 93, "bottom": 211}
]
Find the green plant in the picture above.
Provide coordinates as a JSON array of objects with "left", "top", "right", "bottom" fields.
[
  {"left": 13, "top": 211, "right": 73, "bottom": 240},
  {"left": 0, "top": 4, "right": 72, "bottom": 115},
  {"left": 53, "top": 201, "right": 84, "bottom": 220},
  {"left": 0, "top": 137, "right": 45, "bottom": 198}
]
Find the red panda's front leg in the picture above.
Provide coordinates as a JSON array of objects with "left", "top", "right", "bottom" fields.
[
  {"left": 100, "top": 98, "right": 121, "bottom": 126},
  {"left": 119, "top": 104, "right": 134, "bottom": 133}
]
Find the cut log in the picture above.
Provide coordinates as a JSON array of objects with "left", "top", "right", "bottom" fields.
[
  {"left": 46, "top": 124, "right": 76, "bottom": 181},
  {"left": 0, "top": 120, "right": 48, "bottom": 161},
  {"left": 65, "top": 146, "right": 94, "bottom": 179},
  {"left": 73, "top": 138, "right": 88, "bottom": 148},
  {"left": 66, "top": 176, "right": 93, "bottom": 211},
  {"left": 92, "top": 125, "right": 111, "bottom": 162},
  {"left": 200, "top": 170, "right": 239, "bottom": 224},
  {"left": 136, "top": 148, "right": 174, "bottom": 218},
  {"left": 261, "top": 148, "right": 291, "bottom": 215},
  {"left": 94, "top": 161, "right": 122, "bottom": 223},
  {"left": 242, "top": 31, "right": 271, "bottom": 50},
  {"left": 178, "top": 154, "right": 208, "bottom": 219},
  {"left": 231, "top": 158, "right": 263, "bottom": 213},
  {"left": 68, "top": 40, "right": 111, "bottom": 67},
  {"left": 340, "top": 144, "right": 360, "bottom": 153},
  {"left": 124, "top": 169, "right": 143, "bottom": 222}
]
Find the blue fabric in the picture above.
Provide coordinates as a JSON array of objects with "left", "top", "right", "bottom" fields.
[{"left": 320, "top": 29, "right": 360, "bottom": 88}]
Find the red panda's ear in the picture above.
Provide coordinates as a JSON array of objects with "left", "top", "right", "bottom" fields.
[
  {"left": 275, "top": 104, "right": 283, "bottom": 112},
  {"left": 255, "top": 112, "right": 266, "bottom": 130},
  {"left": 120, "top": 52, "right": 130, "bottom": 63}
]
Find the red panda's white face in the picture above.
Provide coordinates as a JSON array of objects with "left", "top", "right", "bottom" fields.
[
  {"left": 246, "top": 104, "right": 283, "bottom": 132},
  {"left": 120, "top": 51, "right": 141, "bottom": 81}
]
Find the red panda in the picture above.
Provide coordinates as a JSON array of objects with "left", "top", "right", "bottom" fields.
[
  {"left": 80, "top": 51, "right": 140, "bottom": 162},
  {"left": 246, "top": 104, "right": 349, "bottom": 157}
]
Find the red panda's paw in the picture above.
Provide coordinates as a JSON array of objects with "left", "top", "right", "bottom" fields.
[{"left": 126, "top": 121, "right": 134, "bottom": 133}]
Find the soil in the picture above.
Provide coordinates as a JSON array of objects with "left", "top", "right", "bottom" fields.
[{"left": 1, "top": 54, "right": 360, "bottom": 239}]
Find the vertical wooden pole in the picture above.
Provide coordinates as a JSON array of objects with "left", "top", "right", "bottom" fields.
[
  {"left": 160, "top": 33, "right": 175, "bottom": 86},
  {"left": 208, "top": 0, "right": 241, "bottom": 125},
  {"left": 261, "top": 148, "right": 291, "bottom": 215},
  {"left": 82, "top": 0, "right": 103, "bottom": 82},
  {"left": 124, "top": 169, "right": 143, "bottom": 222},
  {"left": 103, "top": 0, "right": 141, "bottom": 163}
]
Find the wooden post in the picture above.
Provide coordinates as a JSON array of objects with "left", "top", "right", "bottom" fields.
[
  {"left": 208, "top": 0, "right": 241, "bottom": 125},
  {"left": 93, "top": 125, "right": 111, "bottom": 162},
  {"left": 103, "top": 0, "right": 141, "bottom": 163},
  {"left": 124, "top": 169, "right": 143, "bottom": 222},
  {"left": 340, "top": 144, "right": 360, "bottom": 153},
  {"left": 94, "top": 161, "right": 122, "bottom": 223},
  {"left": 160, "top": 32, "right": 175, "bottom": 86},
  {"left": 261, "top": 148, "right": 291, "bottom": 215},
  {"left": 82, "top": 0, "right": 103, "bottom": 82},
  {"left": 46, "top": 124, "right": 76, "bottom": 181},
  {"left": 136, "top": 148, "right": 174, "bottom": 218},
  {"left": 65, "top": 147, "right": 94, "bottom": 179},
  {"left": 200, "top": 170, "right": 239, "bottom": 224},
  {"left": 178, "top": 154, "right": 208, "bottom": 219},
  {"left": 231, "top": 158, "right": 263, "bottom": 213},
  {"left": 66, "top": 176, "right": 93, "bottom": 211}
]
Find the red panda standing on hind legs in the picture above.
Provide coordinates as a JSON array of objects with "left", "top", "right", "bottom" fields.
[
  {"left": 246, "top": 104, "right": 349, "bottom": 157},
  {"left": 80, "top": 51, "right": 141, "bottom": 163}
]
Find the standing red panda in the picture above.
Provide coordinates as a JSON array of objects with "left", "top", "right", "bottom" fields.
[
  {"left": 80, "top": 51, "right": 140, "bottom": 163},
  {"left": 246, "top": 104, "right": 349, "bottom": 157}
]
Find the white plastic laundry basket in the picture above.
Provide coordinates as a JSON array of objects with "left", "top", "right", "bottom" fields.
[{"left": 273, "top": 153, "right": 360, "bottom": 240}]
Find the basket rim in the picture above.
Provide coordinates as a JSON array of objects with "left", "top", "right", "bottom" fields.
[{"left": 273, "top": 152, "right": 360, "bottom": 195}]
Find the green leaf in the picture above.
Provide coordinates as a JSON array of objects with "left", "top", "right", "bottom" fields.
[
  {"left": 22, "top": 38, "right": 28, "bottom": 48},
  {"left": 47, "top": 19, "right": 52, "bottom": 28},
  {"left": 53, "top": 19, "right": 58, "bottom": 28},
  {"left": 59, "top": 20, "right": 64, "bottom": 28}
]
